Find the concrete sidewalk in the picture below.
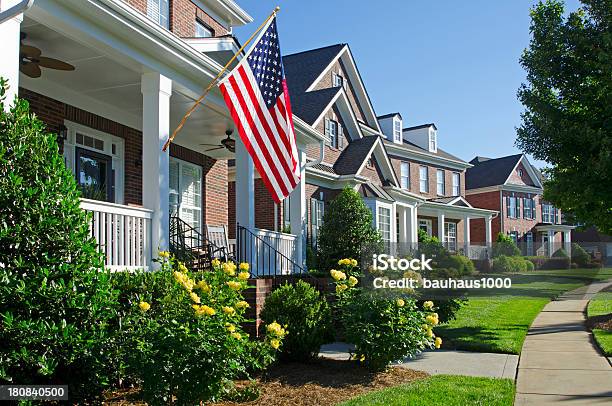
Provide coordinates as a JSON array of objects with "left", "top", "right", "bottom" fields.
[
  {"left": 319, "top": 342, "right": 518, "bottom": 379},
  {"left": 515, "top": 279, "right": 612, "bottom": 405}
]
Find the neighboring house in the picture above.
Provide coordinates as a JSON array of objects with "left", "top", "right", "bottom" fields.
[
  {"left": 229, "top": 44, "right": 497, "bottom": 259},
  {"left": 572, "top": 227, "right": 612, "bottom": 265},
  {"left": 1, "top": 0, "right": 324, "bottom": 272},
  {"left": 465, "top": 154, "right": 574, "bottom": 256}
]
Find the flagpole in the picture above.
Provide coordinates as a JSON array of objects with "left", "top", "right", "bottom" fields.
[{"left": 162, "top": 6, "right": 281, "bottom": 152}]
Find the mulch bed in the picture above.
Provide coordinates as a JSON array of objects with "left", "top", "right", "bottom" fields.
[
  {"left": 586, "top": 313, "right": 612, "bottom": 331},
  {"left": 213, "top": 359, "right": 428, "bottom": 406},
  {"left": 102, "top": 359, "right": 428, "bottom": 406}
]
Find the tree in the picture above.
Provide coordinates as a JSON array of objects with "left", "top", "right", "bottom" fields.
[
  {"left": 516, "top": 0, "right": 611, "bottom": 233},
  {"left": 316, "top": 187, "right": 382, "bottom": 270},
  {"left": 0, "top": 79, "right": 117, "bottom": 401}
]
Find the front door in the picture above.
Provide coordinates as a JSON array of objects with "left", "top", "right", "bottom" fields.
[{"left": 169, "top": 158, "right": 202, "bottom": 240}]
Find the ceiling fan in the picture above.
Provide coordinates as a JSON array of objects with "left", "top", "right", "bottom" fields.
[
  {"left": 200, "top": 129, "right": 235, "bottom": 153},
  {"left": 19, "top": 32, "right": 75, "bottom": 78}
]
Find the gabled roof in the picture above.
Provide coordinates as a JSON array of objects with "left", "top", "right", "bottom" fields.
[
  {"left": 334, "top": 136, "right": 379, "bottom": 175},
  {"left": 466, "top": 154, "right": 525, "bottom": 189},
  {"left": 377, "top": 112, "right": 402, "bottom": 120},
  {"left": 360, "top": 183, "right": 394, "bottom": 202},
  {"left": 283, "top": 44, "right": 346, "bottom": 95},
  {"left": 428, "top": 196, "right": 473, "bottom": 207},
  {"left": 289, "top": 87, "right": 340, "bottom": 125},
  {"left": 404, "top": 123, "right": 437, "bottom": 131}
]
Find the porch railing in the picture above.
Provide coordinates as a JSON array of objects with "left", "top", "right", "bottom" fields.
[
  {"left": 236, "top": 224, "right": 305, "bottom": 276},
  {"left": 80, "top": 198, "right": 153, "bottom": 271}
]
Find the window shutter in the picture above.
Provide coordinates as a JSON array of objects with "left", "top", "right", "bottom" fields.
[
  {"left": 324, "top": 119, "right": 331, "bottom": 146},
  {"left": 506, "top": 196, "right": 511, "bottom": 217},
  {"left": 338, "top": 124, "right": 344, "bottom": 149}
]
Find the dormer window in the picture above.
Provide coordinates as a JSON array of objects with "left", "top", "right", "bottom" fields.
[
  {"left": 429, "top": 129, "right": 437, "bottom": 152},
  {"left": 332, "top": 73, "right": 344, "bottom": 88},
  {"left": 393, "top": 117, "right": 402, "bottom": 143},
  {"left": 518, "top": 169, "right": 524, "bottom": 177}
]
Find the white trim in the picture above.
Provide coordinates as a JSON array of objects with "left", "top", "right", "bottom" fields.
[
  {"left": 64, "top": 120, "right": 125, "bottom": 204},
  {"left": 465, "top": 184, "right": 543, "bottom": 195},
  {"left": 312, "top": 90, "right": 362, "bottom": 140},
  {"left": 385, "top": 141, "right": 471, "bottom": 170},
  {"left": 503, "top": 155, "right": 543, "bottom": 189},
  {"left": 190, "top": 0, "right": 253, "bottom": 29}
]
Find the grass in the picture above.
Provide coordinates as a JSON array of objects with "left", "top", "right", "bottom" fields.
[
  {"left": 436, "top": 268, "right": 612, "bottom": 354},
  {"left": 339, "top": 375, "right": 514, "bottom": 406},
  {"left": 587, "top": 290, "right": 612, "bottom": 356}
]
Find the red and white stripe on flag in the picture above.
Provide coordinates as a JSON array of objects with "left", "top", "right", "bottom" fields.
[{"left": 218, "top": 16, "right": 300, "bottom": 204}]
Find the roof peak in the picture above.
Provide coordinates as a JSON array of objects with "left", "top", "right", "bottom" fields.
[{"left": 283, "top": 43, "right": 346, "bottom": 59}]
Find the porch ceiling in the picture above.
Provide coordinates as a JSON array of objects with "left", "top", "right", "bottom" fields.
[{"left": 19, "top": 16, "right": 236, "bottom": 160}]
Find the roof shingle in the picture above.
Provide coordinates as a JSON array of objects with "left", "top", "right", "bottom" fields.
[{"left": 465, "top": 154, "right": 523, "bottom": 189}]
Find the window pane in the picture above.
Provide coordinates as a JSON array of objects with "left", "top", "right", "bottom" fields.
[
  {"left": 195, "top": 20, "right": 213, "bottom": 38},
  {"left": 436, "top": 170, "right": 444, "bottom": 195},
  {"left": 400, "top": 162, "right": 409, "bottom": 189},
  {"left": 419, "top": 166, "right": 428, "bottom": 193}
]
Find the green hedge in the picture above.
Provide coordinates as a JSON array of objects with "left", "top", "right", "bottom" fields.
[{"left": 491, "top": 255, "right": 534, "bottom": 273}]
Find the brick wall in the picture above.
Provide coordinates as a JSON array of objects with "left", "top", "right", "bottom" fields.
[
  {"left": 227, "top": 179, "right": 280, "bottom": 239},
  {"left": 20, "top": 88, "right": 226, "bottom": 228},
  {"left": 123, "top": 0, "right": 228, "bottom": 37},
  {"left": 389, "top": 156, "right": 466, "bottom": 200},
  {"left": 507, "top": 161, "right": 536, "bottom": 186}
]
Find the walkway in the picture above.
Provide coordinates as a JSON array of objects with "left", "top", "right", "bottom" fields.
[
  {"left": 319, "top": 342, "right": 518, "bottom": 379},
  {"left": 515, "top": 279, "right": 612, "bottom": 405}
]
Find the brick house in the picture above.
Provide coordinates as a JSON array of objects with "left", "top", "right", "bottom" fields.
[
  {"left": 229, "top": 44, "right": 497, "bottom": 259},
  {"left": 0, "top": 0, "right": 324, "bottom": 272},
  {"left": 465, "top": 154, "right": 574, "bottom": 256}
]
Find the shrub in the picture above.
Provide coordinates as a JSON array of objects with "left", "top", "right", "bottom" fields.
[
  {"left": 552, "top": 248, "right": 568, "bottom": 258},
  {"left": 571, "top": 243, "right": 590, "bottom": 266},
  {"left": 0, "top": 79, "right": 118, "bottom": 401},
  {"left": 525, "top": 256, "right": 548, "bottom": 269},
  {"left": 317, "top": 187, "right": 383, "bottom": 270},
  {"left": 541, "top": 257, "right": 571, "bottom": 270},
  {"left": 121, "top": 257, "right": 284, "bottom": 404},
  {"left": 330, "top": 261, "right": 439, "bottom": 371},
  {"left": 260, "top": 280, "right": 333, "bottom": 361},
  {"left": 491, "top": 255, "right": 532, "bottom": 273},
  {"left": 492, "top": 233, "right": 521, "bottom": 257},
  {"left": 440, "top": 255, "right": 476, "bottom": 276}
]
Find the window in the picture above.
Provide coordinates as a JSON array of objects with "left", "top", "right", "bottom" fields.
[
  {"left": 63, "top": 122, "right": 124, "bottom": 204},
  {"left": 195, "top": 19, "right": 213, "bottom": 38},
  {"left": 147, "top": 0, "right": 169, "bottom": 28},
  {"left": 400, "top": 162, "right": 410, "bottom": 189},
  {"left": 419, "top": 166, "right": 429, "bottom": 193},
  {"left": 445, "top": 222, "right": 457, "bottom": 251},
  {"left": 523, "top": 196, "right": 535, "bottom": 219},
  {"left": 452, "top": 172, "right": 460, "bottom": 196},
  {"left": 419, "top": 219, "right": 432, "bottom": 236},
  {"left": 509, "top": 231, "right": 519, "bottom": 245},
  {"left": 324, "top": 118, "right": 338, "bottom": 148},
  {"left": 507, "top": 195, "right": 518, "bottom": 218},
  {"left": 436, "top": 169, "right": 445, "bottom": 196},
  {"left": 378, "top": 206, "right": 391, "bottom": 243},
  {"left": 393, "top": 118, "right": 402, "bottom": 143},
  {"left": 332, "top": 73, "right": 344, "bottom": 88},
  {"left": 518, "top": 169, "right": 524, "bottom": 177},
  {"left": 169, "top": 158, "right": 203, "bottom": 240},
  {"left": 542, "top": 203, "right": 554, "bottom": 223},
  {"left": 526, "top": 232, "right": 534, "bottom": 255},
  {"left": 310, "top": 198, "right": 324, "bottom": 247},
  {"left": 429, "top": 130, "right": 437, "bottom": 152}
]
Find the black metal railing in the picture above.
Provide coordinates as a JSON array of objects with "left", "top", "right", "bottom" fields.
[
  {"left": 170, "top": 216, "right": 234, "bottom": 270},
  {"left": 236, "top": 223, "right": 306, "bottom": 277}
]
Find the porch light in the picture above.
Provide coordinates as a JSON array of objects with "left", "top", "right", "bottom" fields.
[{"left": 57, "top": 124, "right": 68, "bottom": 141}]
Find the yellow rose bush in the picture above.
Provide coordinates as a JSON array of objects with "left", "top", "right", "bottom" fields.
[
  {"left": 122, "top": 254, "right": 284, "bottom": 405},
  {"left": 331, "top": 258, "right": 441, "bottom": 371}
]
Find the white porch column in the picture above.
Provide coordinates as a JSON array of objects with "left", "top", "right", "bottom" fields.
[
  {"left": 485, "top": 216, "right": 492, "bottom": 258},
  {"left": 141, "top": 72, "right": 172, "bottom": 258},
  {"left": 437, "top": 212, "right": 445, "bottom": 244},
  {"left": 410, "top": 205, "right": 418, "bottom": 245},
  {"left": 235, "top": 135, "right": 255, "bottom": 229},
  {"left": 0, "top": 5, "right": 22, "bottom": 110},
  {"left": 463, "top": 216, "right": 471, "bottom": 256},
  {"left": 564, "top": 230, "right": 572, "bottom": 257},
  {"left": 398, "top": 207, "right": 408, "bottom": 253},
  {"left": 289, "top": 149, "right": 306, "bottom": 268},
  {"left": 547, "top": 230, "right": 555, "bottom": 257}
]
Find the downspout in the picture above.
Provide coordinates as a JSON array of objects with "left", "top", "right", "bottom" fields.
[{"left": 0, "top": 0, "right": 33, "bottom": 24}]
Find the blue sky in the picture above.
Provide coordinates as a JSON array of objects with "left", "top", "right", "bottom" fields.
[{"left": 234, "top": 1, "right": 581, "bottom": 167}]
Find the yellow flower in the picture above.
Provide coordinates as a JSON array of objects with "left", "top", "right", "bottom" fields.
[
  {"left": 138, "top": 301, "right": 151, "bottom": 312},
  {"left": 222, "top": 306, "right": 235, "bottom": 315},
  {"left": 426, "top": 314, "right": 439, "bottom": 326},
  {"left": 178, "top": 262, "right": 188, "bottom": 273},
  {"left": 338, "top": 258, "right": 349, "bottom": 266},
  {"left": 423, "top": 301, "right": 434, "bottom": 311},
  {"left": 195, "top": 305, "right": 216, "bottom": 316},
  {"left": 190, "top": 292, "right": 201, "bottom": 304},
  {"left": 435, "top": 337, "right": 442, "bottom": 349},
  {"left": 359, "top": 354, "right": 366, "bottom": 362},
  {"left": 226, "top": 281, "right": 242, "bottom": 290},
  {"left": 158, "top": 251, "right": 170, "bottom": 258},
  {"left": 396, "top": 298, "right": 405, "bottom": 307},
  {"left": 330, "top": 270, "right": 347, "bottom": 281},
  {"left": 426, "top": 327, "right": 434, "bottom": 338},
  {"left": 211, "top": 258, "right": 221, "bottom": 268},
  {"left": 183, "top": 278, "right": 195, "bottom": 292},
  {"left": 222, "top": 262, "right": 236, "bottom": 276},
  {"left": 236, "top": 300, "right": 250, "bottom": 309},
  {"left": 239, "top": 262, "right": 250, "bottom": 271},
  {"left": 231, "top": 332, "right": 242, "bottom": 340},
  {"left": 192, "top": 304, "right": 201, "bottom": 311},
  {"left": 350, "top": 259, "right": 358, "bottom": 267},
  {"left": 226, "top": 323, "right": 236, "bottom": 333},
  {"left": 238, "top": 271, "right": 250, "bottom": 280},
  {"left": 266, "top": 321, "right": 286, "bottom": 338},
  {"left": 348, "top": 276, "right": 358, "bottom": 287},
  {"left": 197, "top": 280, "right": 210, "bottom": 293},
  {"left": 270, "top": 339, "right": 280, "bottom": 349},
  {"left": 336, "top": 284, "right": 348, "bottom": 293}
]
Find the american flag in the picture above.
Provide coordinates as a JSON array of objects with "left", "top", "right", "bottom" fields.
[{"left": 218, "top": 17, "right": 300, "bottom": 204}]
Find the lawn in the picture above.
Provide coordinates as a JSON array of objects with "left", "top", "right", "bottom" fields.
[
  {"left": 339, "top": 375, "right": 514, "bottom": 406},
  {"left": 587, "top": 290, "right": 612, "bottom": 356},
  {"left": 436, "top": 268, "right": 612, "bottom": 354}
]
